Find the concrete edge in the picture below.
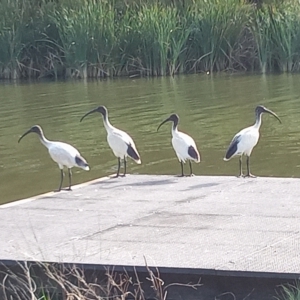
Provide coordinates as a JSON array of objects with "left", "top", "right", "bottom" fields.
[
  {"left": 3, "top": 175, "right": 300, "bottom": 209},
  {"left": 0, "top": 174, "right": 115, "bottom": 209},
  {"left": 1, "top": 260, "right": 299, "bottom": 280}
]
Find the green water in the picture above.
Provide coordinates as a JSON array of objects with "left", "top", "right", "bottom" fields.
[{"left": 1, "top": 74, "right": 300, "bottom": 204}]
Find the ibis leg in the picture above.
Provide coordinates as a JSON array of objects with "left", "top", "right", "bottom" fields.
[
  {"left": 67, "top": 168, "right": 72, "bottom": 191},
  {"left": 189, "top": 161, "right": 194, "bottom": 176},
  {"left": 116, "top": 157, "right": 121, "bottom": 177},
  {"left": 237, "top": 157, "right": 243, "bottom": 178},
  {"left": 55, "top": 169, "right": 64, "bottom": 192},
  {"left": 245, "top": 156, "right": 256, "bottom": 178},
  {"left": 123, "top": 157, "right": 127, "bottom": 177},
  {"left": 180, "top": 162, "right": 184, "bottom": 177}
]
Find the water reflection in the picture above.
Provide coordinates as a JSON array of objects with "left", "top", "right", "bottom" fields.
[{"left": 0, "top": 73, "right": 300, "bottom": 204}]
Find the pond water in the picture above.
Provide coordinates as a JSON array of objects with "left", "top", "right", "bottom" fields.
[{"left": 1, "top": 73, "right": 300, "bottom": 204}]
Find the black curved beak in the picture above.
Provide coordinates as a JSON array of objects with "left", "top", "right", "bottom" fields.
[
  {"left": 18, "top": 129, "right": 32, "bottom": 143},
  {"left": 80, "top": 108, "right": 99, "bottom": 122},
  {"left": 265, "top": 108, "right": 282, "bottom": 124},
  {"left": 157, "top": 117, "right": 171, "bottom": 132}
]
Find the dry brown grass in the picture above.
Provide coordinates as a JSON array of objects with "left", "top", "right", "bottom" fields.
[{"left": 0, "top": 258, "right": 202, "bottom": 300}]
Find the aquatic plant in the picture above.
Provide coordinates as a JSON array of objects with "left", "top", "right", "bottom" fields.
[
  {"left": 0, "top": 0, "right": 33, "bottom": 79},
  {"left": 51, "top": 0, "right": 96, "bottom": 78},
  {"left": 268, "top": 3, "right": 300, "bottom": 72},
  {"left": 185, "top": 0, "right": 252, "bottom": 73},
  {"left": 0, "top": 0, "right": 61, "bottom": 79},
  {"left": 131, "top": 3, "right": 191, "bottom": 76},
  {"left": 0, "top": 0, "right": 300, "bottom": 78}
]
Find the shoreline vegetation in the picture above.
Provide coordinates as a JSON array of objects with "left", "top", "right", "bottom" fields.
[
  {"left": 1, "top": 261, "right": 299, "bottom": 300},
  {"left": 1, "top": 0, "right": 300, "bottom": 79},
  {"left": 1, "top": 261, "right": 202, "bottom": 300}
]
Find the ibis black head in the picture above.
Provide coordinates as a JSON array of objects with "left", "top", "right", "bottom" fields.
[
  {"left": 80, "top": 105, "right": 108, "bottom": 122},
  {"left": 157, "top": 114, "right": 179, "bottom": 132},
  {"left": 18, "top": 125, "right": 43, "bottom": 143},
  {"left": 255, "top": 105, "right": 281, "bottom": 123}
]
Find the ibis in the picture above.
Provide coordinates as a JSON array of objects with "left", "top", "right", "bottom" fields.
[
  {"left": 223, "top": 105, "right": 281, "bottom": 177},
  {"left": 80, "top": 106, "right": 141, "bottom": 177},
  {"left": 157, "top": 114, "right": 200, "bottom": 176},
  {"left": 18, "top": 125, "right": 89, "bottom": 191}
]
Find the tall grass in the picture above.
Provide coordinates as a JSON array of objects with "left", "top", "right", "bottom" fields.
[
  {"left": 186, "top": 0, "right": 252, "bottom": 73},
  {"left": 51, "top": 0, "right": 119, "bottom": 78},
  {"left": 250, "top": 6, "right": 273, "bottom": 73},
  {"left": 0, "top": 0, "right": 62, "bottom": 79},
  {"left": 127, "top": 3, "right": 191, "bottom": 76},
  {"left": 0, "top": 0, "right": 300, "bottom": 78},
  {"left": 269, "top": 3, "right": 300, "bottom": 72},
  {"left": 0, "top": 0, "right": 33, "bottom": 79}
]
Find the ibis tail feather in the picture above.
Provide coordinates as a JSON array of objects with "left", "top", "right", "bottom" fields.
[
  {"left": 188, "top": 146, "right": 200, "bottom": 162},
  {"left": 75, "top": 156, "right": 90, "bottom": 171},
  {"left": 127, "top": 144, "right": 141, "bottom": 164},
  {"left": 224, "top": 139, "right": 239, "bottom": 161}
]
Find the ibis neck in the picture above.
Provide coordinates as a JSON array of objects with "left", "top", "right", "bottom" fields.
[
  {"left": 171, "top": 120, "right": 179, "bottom": 135},
  {"left": 37, "top": 132, "right": 52, "bottom": 148},
  {"left": 102, "top": 112, "right": 114, "bottom": 132},
  {"left": 253, "top": 112, "right": 262, "bottom": 129}
]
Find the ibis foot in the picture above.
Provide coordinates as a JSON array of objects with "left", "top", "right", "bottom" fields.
[
  {"left": 243, "top": 174, "right": 256, "bottom": 178},
  {"left": 188, "top": 173, "right": 195, "bottom": 177},
  {"left": 55, "top": 187, "right": 72, "bottom": 192},
  {"left": 237, "top": 174, "right": 244, "bottom": 178},
  {"left": 54, "top": 189, "right": 61, "bottom": 193}
]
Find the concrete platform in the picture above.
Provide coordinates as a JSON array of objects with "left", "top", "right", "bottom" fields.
[{"left": 0, "top": 174, "right": 299, "bottom": 280}]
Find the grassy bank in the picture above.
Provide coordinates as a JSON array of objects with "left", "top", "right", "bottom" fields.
[{"left": 0, "top": 0, "right": 300, "bottom": 79}]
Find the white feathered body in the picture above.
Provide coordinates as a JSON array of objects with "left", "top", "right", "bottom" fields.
[
  {"left": 171, "top": 129, "right": 200, "bottom": 163},
  {"left": 225, "top": 125, "right": 260, "bottom": 160},
  {"left": 47, "top": 141, "right": 89, "bottom": 170},
  {"left": 106, "top": 126, "right": 141, "bottom": 163}
]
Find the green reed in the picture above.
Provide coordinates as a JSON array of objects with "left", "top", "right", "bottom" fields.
[
  {"left": 85, "top": 0, "right": 118, "bottom": 77},
  {"left": 250, "top": 6, "right": 276, "bottom": 73},
  {"left": 0, "top": 0, "right": 33, "bottom": 78},
  {"left": 127, "top": 3, "right": 191, "bottom": 76},
  {"left": 268, "top": 4, "right": 300, "bottom": 72},
  {"left": 186, "top": 0, "right": 251, "bottom": 73},
  {"left": 0, "top": 0, "right": 300, "bottom": 78},
  {"left": 51, "top": 0, "right": 94, "bottom": 78},
  {"left": 249, "top": 1, "right": 300, "bottom": 73},
  {"left": 0, "top": 0, "right": 60, "bottom": 79}
]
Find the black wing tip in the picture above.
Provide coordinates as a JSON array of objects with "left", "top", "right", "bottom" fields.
[
  {"left": 224, "top": 143, "right": 238, "bottom": 161},
  {"left": 188, "top": 146, "right": 199, "bottom": 161},
  {"left": 224, "top": 152, "right": 233, "bottom": 161},
  {"left": 127, "top": 144, "right": 140, "bottom": 161},
  {"left": 75, "top": 156, "right": 89, "bottom": 170}
]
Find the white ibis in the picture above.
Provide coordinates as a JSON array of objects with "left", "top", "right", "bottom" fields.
[
  {"left": 223, "top": 105, "right": 281, "bottom": 177},
  {"left": 80, "top": 106, "right": 141, "bottom": 177},
  {"left": 18, "top": 125, "right": 89, "bottom": 191},
  {"left": 157, "top": 114, "right": 200, "bottom": 176}
]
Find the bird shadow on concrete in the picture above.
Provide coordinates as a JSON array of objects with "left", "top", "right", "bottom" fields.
[
  {"left": 121, "top": 178, "right": 177, "bottom": 187},
  {"left": 180, "top": 182, "right": 220, "bottom": 191},
  {"left": 90, "top": 177, "right": 177, "bottom": 188}
]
